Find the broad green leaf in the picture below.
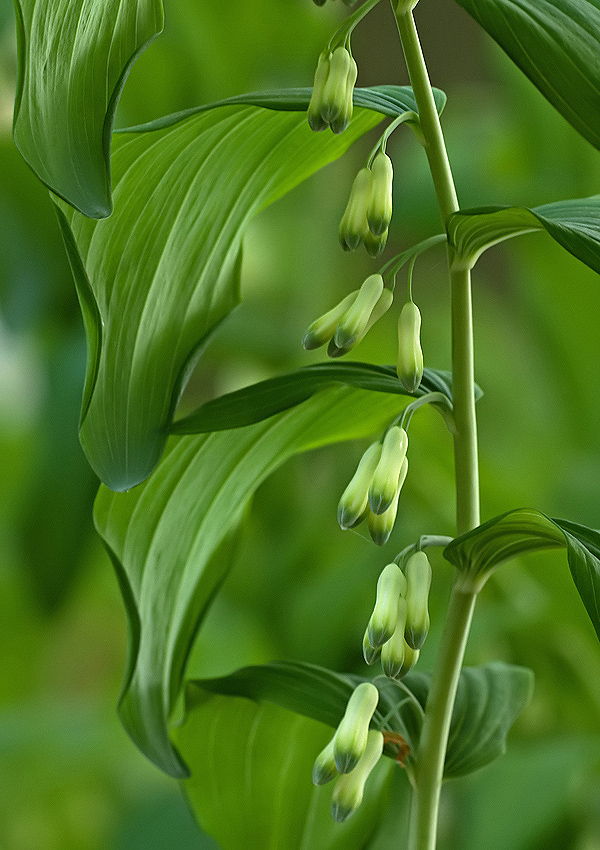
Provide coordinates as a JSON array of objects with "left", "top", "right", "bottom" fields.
[
  {"left": 190, "top": 659, "right": 534, "bottom": 779},
  {"left": 173, "top": 694, "right": 393, "bottom": 850},
  {"left": 171, "top": 364, "right": 464, "bottom": 434},
  {"left": 453, "top": 0, "right": 600, "bottom": 152},
  {"left": 94, "top": 386, "right": 408, "bottom": 777},
  {"left": 56, "top": 86, "right": 439, "bottom": 491},
  {"left": 447, "top": 197, "right": 600, "bottom": 272},
  {"left": 443, "top": 509, "right": 600, "bottom": 639},
  {"left": 13, "top": 0, "right": 164, "bottom": 217}
]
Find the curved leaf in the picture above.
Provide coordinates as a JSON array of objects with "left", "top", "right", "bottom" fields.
[
  {"left": 173, "top": 695, "right": 393, "bottom": 850},
  {"left": 190, "top": 659, "right": 534, "bottom": 779},
  {"left": 447, "top": 196, "right": 600, "bottom": 272},
  {"left": 171, "top": 364, "right": 465, "bottom": 434},
  {"left": 13, "top": 0, "right": 164, "bottom": 217},
  {"left": 443, "top": 509, "right": 600, "bottom": 639},
  {"left": 94, "top": 385, "right": 408, "bottom": 777},
  {"left": 453, "top": 0, "right": 600, "bottom": 151},
  {"left": 56, "top": 86, "right": 432, "bottom": 491}
]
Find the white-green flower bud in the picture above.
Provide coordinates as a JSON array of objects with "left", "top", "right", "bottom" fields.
[
  {"left": 313, "top": 737, "right": 339, "bottom": 785},
  {"left": 329, "top": 288, "right": 393, "bottom": 358},
  {"left": 404, "top": 551, "right": 432, "bottom": 650},
  {"left": 364, "top": 227, "right": 388, "bottom": 257},
  {"left": 320, "top": 46, "right": 354, "bottom": 126},
  {"left": 367, "top": 562, "right": 407, "bottom": 648},
  {"left": 334, "top": 273, "right": 384, "bottom": 352},
  {"left": 339, "top": 168, "right": 373, "bottom": 251},
  {"left": 368, "top": 426, "right": 409, "bottom": 515},
  {"left": 337, "top": 442, "right": 382, "bottom": 530},
  {"left": 367, "top": 152, "right": 393, "bottom": 237},
  {"left": 330, "top": 51, "right": 357, "bottom": 135},
  {"left": 307, "top": 52, "right": 331, "bottom": 132},
  {"left": 368, "top": 457, "right": 407, "bottom": 546},
  {"left": 302, "top": 290, "right": 358, "bottom": 350},
  {"left": 362, "top": 628, "right": 381, "bottom": 666},
  {"left": 333, "top": 682, "right": 379, "bottom": 773},
  {"left": 380, "top": 596, "right": 408, "bottom": 678},
  {"left": 331, "top": 730, "right": 384, "bottom": 823},
  {"left": 397, "top": 301, "right": 423, "bottom": 393}
]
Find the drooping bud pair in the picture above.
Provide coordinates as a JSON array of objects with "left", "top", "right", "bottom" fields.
[
  {"left": 339, "top": 152, "right": 394, "bottom": 256},
  {"left": 308, "top": 47, "right": 357, "bottom": 134},
  {"left": 312, "top": 683, "right": 383, "bottom": 823},
  {"left": 302, "top": 274, "right": 392, "bottom": 357},
  {"left": 362, "top": 562, "right": 414, "bottom": 678},
  {"left": 397, "top": 300, "right": 423, "bottom": 392},
  {"left": 338, "top": 425, "right": 408, "bottom": 546},
  {"left": 363, "top": 552, "right": 432, "bottom": 679}
]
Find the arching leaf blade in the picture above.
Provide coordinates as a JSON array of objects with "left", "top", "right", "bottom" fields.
[
  {"left": 453, "top": 0, "right": 600, "bottom": 152},
  {"left": 171, "top": 364, "right": 464, "bottom": 435},
  {"left": 191, "top": 659, "right": 533, "bottom": 779},
  {"left": 174, "top": 695, "right": 394, "bottom": 850},
  {"left": 443, "top": 509, "right": 600, "bottom": 639},
  {"left": 94, "top": 386, "right": 408, "bottom": 777},
  {"left": 13, "top": 0, "right": 164, "bottom": 218},
  {"left": 57, "top": 87, "right": 426, "bottom": 491},
  {"left": 447, "top": 196, "right": 600, "bottom": 275}
]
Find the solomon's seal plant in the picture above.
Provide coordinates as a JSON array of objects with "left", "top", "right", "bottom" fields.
[{"left": 10, "top": 0, "right": 600, "bottom": 846}]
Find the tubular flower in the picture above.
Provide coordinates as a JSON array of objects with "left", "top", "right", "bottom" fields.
[
  {"left": 397, "top": 300, "right": 424, "bottom": 392},
  {"left": 404, "top": 551, "right": 432, "bottom": 650},
  {"left": 367, "top": 562, "right": 407, "bottom": 648},
  {"left": 337, "top": 442, "right": 382, "bottom": 530},
  {"left": 330, "top": 730, "right": 384, "bottom": 823},
  {"left": 368, "top": 426, "right": 409, "bottom": 515},
  {"left": 332, "top": 682, "right": 379, "bottom": 773}
]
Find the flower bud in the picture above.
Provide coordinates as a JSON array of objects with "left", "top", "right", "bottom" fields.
[
  {"left": 339, "top": 168, "right": 373, "bottom": 252},
  {"left": 331, "top": 730, "right": 384, "bottom": 823},
  {"left": 383, "top": 630, "right": 419, "bottom": 679},
  {"left": 380, "top": 596, "right": 408, "bottom": 678},
  {"left": 363, "top": 228, "right": 388, "bottom": 258},
  {"left": 397, "top": 301, "right": 423, "bottom": 393},
  {"left": 321, "top": 47, "right": 354, "bottom": 126},
  {"left": 313, "top": 738, "right": 338, "bottom": 785},
  {"left": 302, "top": 290, "right": 358, "bottom": 350},
  {"left": 307, "top": 52, "right": 331, "bottom": 132},
  {"left": 333, "top": 682, "right": 379, "bottom": 773},
  {"left": 367, "top": 152, "right": 393, "bottom": 237},
  {"left": 330, "top": 51, "right": 357, "bottom": 135},
  {"left": 367, "top": 562, "right": 407, "bottom": 648},
  {"left": 368, "top": 426, "right": 409, "bottom": 515},
  {"left": 368, "top": 457, "right": 407, "bottom": 546},
  {"left": 362, "top": 628, "right": 381, "bottom": 666},
  {"left": 334, "top": 273, "right": 384, "bottom": 352},
  {"left": 404, "top": 551, "right": 432, "bottom": 650},
  {"left": 337, "top": 442, "right": 382, "bottom": 530}
]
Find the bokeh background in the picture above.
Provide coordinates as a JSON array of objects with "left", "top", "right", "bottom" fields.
[{"left": 1, "top": 0, "right": 600, "bottom": 848}]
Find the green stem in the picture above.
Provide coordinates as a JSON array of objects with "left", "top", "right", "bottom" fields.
[{"left": 390, "top": 5, "right": 481, "bottom": 848}]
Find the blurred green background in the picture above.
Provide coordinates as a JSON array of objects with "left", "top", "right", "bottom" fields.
[{"left": 1, "top": 0, "right": 600, "bottom": 847}]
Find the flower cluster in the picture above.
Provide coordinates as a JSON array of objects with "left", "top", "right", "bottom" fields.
[
  {"left": 337, "top": 426, "right": 409, "bottom": 545},
  {"left": 312, "top": 682, "right": 384, "bottom": 822},
  {"left": 362, "top": 553, "right": 432, "bottom": 677},
  {"left": 339, "top": 152, "right": 394, "bottom": 257},
  {"left": 307, "top": 46, "right": 358, "bottom": 134},
  {"left": 302, "top": 273, "right": 393, "bottom": 357}
]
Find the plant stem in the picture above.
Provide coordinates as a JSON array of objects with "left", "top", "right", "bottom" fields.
[{"left": 391, "top": 5, "right": 481, "bottom": 848}]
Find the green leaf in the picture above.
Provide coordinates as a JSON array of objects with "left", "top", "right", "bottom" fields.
[
  {"left": 447, "top": 196, "right": 600, "bottom": 272},
  {"left": 443, "top": 509, "right": 600, "bottom": 639},
  {"left": 171, "top": 364, "right": 462, "bottom": 434},
  {"left": 56, "top": 86, "right": 434, "bottom": 491},
  {"left": 94, "top": 385, "right": 409, "bottom": 777},
  {"left": 173, "top": 694, "right": 393, "bottom": 850},
  {"left": 189, "top": 659, "right": 534, "bottom": 779},
  {"left": 453, "top": 0, "right": 600, "bottom": 152},
  {"left": 13, "top": 0, "right": 164, "bottom": 217}
]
